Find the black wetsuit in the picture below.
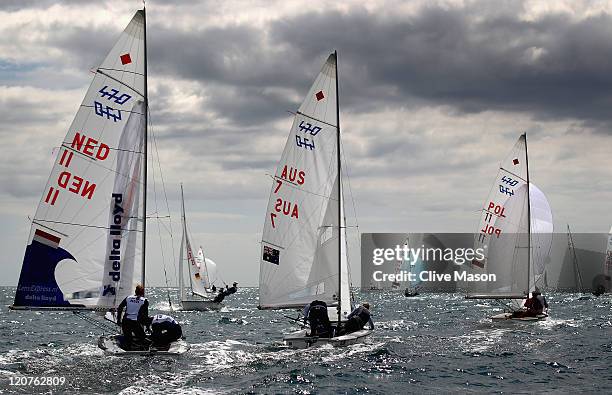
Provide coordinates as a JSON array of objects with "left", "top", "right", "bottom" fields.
[
  {"left": 213, "top": 290, "right": 226, "bottom": 303},
  {"left": 303, "top": 300, "right": 331, "bottom": 337},
  {"left": 344, "top": 305, "right": 374, "bottom": 334},
  {"left": 150, "top": 314, "right": 182, "bottom": 346}
]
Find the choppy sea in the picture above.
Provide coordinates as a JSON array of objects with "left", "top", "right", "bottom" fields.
[{"left": 1, "top": 286, "right": 612, "bottom": 394}]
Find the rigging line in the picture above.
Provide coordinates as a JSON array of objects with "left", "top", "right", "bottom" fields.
[
  {"left": 269, "top": 175, "right": 338, "bottom": 201},
  {"left": 149, "top": 108, "right": 175, "bottom": 308},
  {"left": 57, "top": 143, "right": 144, "bottom": 155},
  {"left": 340, "top": 138, "right": 359, "bottom": 291},
  {"left": 73, "top": 311, "right": 119, "bottom": 334},
  {"left": 33, "top": 219, "right": 141, "bottom": 232}
]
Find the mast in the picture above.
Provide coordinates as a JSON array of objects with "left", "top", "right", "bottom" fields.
[
  {"left": 179, "top": 184, "right": 185, "bottom": 302},
  {"left": 567, "top": 224, "right": 584, "bottom": 293},
  {"left": 334, "top": 50, "right": 342, "bottom": 324},
  {"left": 524, "top": 132, "right": 531, "bottom": 296},
  {"left": 141, "top": 6, "right": 148, "bottom": 287}
]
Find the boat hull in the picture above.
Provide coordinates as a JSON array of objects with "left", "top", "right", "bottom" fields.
[
  {"left": 283, "top": 329, "right": 372, "bottom": 349},
  {"left": 491, "top": 312, "right": 548, "bottom": 322},
  {"left": 180, "top": 299, "right": 223, "bottom": 311},
  {"left": 97, "top": 335, "right": 190, "bottom": 356}
]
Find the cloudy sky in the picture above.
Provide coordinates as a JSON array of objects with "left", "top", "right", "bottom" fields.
[{"left": 1, "top": 0, "right": 611, "bottom": 287}]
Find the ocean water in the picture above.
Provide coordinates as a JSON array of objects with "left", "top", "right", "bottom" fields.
[{"left": 1, "top": 286, "right": 612, "bottom": 394}]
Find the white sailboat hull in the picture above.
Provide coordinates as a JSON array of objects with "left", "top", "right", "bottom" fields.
[
  {"left": 490, "top": 312, "right": 548, "bottom": 322},
  {"left": 283, "top": 328, "right": 372, "bottom": 349},
  {"left": 97, "top": 335, "right": 190, "bottom": 356},
  {"left": 180, "top": 299, "right": 223, "bottom": 311}
]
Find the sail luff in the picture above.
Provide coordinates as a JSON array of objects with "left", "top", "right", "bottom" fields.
[
  {"left": 141, "top": 7, "right": 148, "bottom": 287},
  {"left": 179, "top": 184, "right": 185, "bottom": 302},
  {"left": 334, "top": 50, "right": 342, "bottom": 324},
  {"left": 524, "top": 132, "right": 532, "bottom": 294}
]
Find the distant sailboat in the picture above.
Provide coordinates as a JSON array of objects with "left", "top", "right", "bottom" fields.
[
  {"left": 10, "top": 8, "right": 188, "bottom": 354},
  {"left": 258, "top": 52, "right": 372, "bottom": 348},
  {"left": 403, "top": 238, "right": 422, "bottom": 297},
  {"left": 466, "top": 133, "right": 553, "bottom": 321},
  {"left": 178, "top": 184, "right": 223, "bottom": 311},
  {"left": 566, "top": 224, "right": 588, "bottom": 295},
  {"left": 593, "top": 226, "right": 612, "bottom": 296}
]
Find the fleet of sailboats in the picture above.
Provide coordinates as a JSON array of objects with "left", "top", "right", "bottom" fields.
[{"left": 7, "top": 4, "right": 611, "bottom": 360}]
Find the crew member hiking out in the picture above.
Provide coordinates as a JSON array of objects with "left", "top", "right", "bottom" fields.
[{"left": 343, "top": 302, "right": 374, "bottom": 335}]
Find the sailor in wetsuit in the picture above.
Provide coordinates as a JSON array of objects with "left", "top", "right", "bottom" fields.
[
  {"left": 213, "top": 288, "right": 226, "bottom": 303},
  {"left": 149, "top": 314, "right": 182, "bottom": 347},
  {"left": 302, "top": 300, "right": 331, "bottom": 337},
  {"left": 116, "top": 284, "right": 150, "bottom": 350},
  {"left": 226, "top": 282, "right": 238, "bottom": 295},
  {"left": 344, "top": 302, "right": 374, "bottom": 334}
]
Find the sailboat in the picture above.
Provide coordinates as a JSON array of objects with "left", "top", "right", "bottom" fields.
[
  {"left": 466, "top": 133, "right": 553, "bottom": 321},
  {"left": 593, "top": 226, "right": 612, "bottom": 296},
  {"left": 258, "top": 52, "right": 372, "bottom": 348},
  {"left": 9, "top": 8, "right": 188, "bottom": 355},
  {"left": 566, "top": 224, "right": 590, "bottom": 299},
  {"left": 178, "top": 185, "right": 223, "bottom": 311}
]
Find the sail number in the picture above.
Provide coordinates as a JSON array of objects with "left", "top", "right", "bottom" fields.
[
  {"left": 269, "top": 165, "right": 306, "bottom": 228},
  {"left": 480, "top": 201, "right": 506, "bottom": 238},
  {"left": 499, "top": 185, "right": 514, "bottom": 196},
  {"left": 44, "top": 132, "right": 110, "bottom": 206}
]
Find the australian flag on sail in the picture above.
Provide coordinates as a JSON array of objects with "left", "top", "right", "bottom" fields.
[{"left": 263, "top": 245, "right": 280, "bottom": 265}]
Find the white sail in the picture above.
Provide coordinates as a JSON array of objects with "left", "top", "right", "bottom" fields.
[
  {"left": 529, "top": 184, "right": 553, "bottom": 291},
  {"left": 204, "top": 258, "right": 218, "bottom": 288},
  {"left": 469, "top": 135, "right": 530, "bottom": 298},
  {"left": 605, "top": 227, "right": 612, "bottom": 278},
  {"left": 179, "top": 186, "right": 215, "bottom": 300},
  {"left": 13, "top": 11, "right": 146, "bottom": 309},
  {"left": 259, "top": 54, "right": 349, "bottom": 314}
]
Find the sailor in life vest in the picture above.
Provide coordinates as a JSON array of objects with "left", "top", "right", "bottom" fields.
[
  {"left": 116, "top": 284, "right": 150, "bottom": 349},
  {"left": 149, "top": 314, "right": 183, "bottom": 346},
  {"left": 302, "top": 300, "right": 331, "bottom": 337},
  {"left": 344, "top": 302, "right": 374, "bottom": 334}
]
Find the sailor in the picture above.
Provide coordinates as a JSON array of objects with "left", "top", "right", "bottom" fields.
[
  {"left": 116, "top": 284, "right": 150, "bottom": 349},
  {"left": 211, "top": 285, "right": 217, "bottom": 292},
  {"left": 226, "top": 282, "right": 238, "bottom": 295},
  {"left": 213, "top": 288, "right": 226, "bottom": 303},
  {"left": 344, "top": 302, "right": 374, "bottom": 334},
  {"left": 149, "top": 314, "right": 182, "bottom": 346},
  {"left": 523, "top": 291, "right": 547, "bottom": 316},
  {"left": 302, "top": 300, "right": 331, "bottom": 337}
]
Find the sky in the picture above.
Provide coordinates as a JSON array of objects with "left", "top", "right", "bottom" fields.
[{"left": 0, "top": 0, "right": 611, "bottom": 287}]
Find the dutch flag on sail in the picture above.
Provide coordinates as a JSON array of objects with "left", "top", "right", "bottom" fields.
[{"left": 33, "top": 229, "right": 61, "bottom": 249}]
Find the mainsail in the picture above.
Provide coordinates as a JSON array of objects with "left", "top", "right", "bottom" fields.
[
  {"left": 12, "top": 10, "right": 147, "bottom": 310},
  {"left": 259, "top": 53, "right": 351, "bottom": 320}
]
